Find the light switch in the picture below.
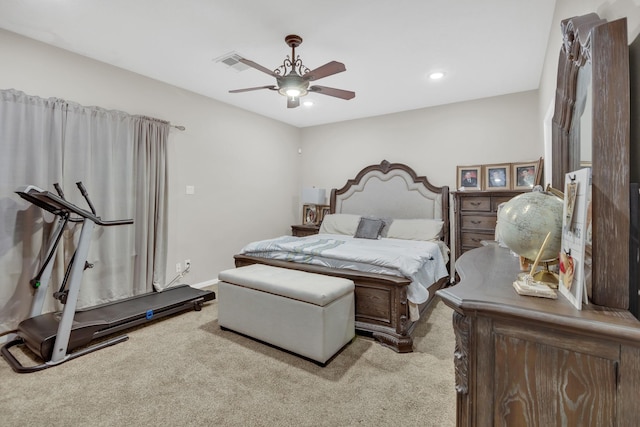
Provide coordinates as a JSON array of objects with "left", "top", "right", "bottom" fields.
[{"left": 186, "top": 185, "right": 195, "bottom": 195}]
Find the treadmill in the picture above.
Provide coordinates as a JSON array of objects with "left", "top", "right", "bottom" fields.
[{"left": 1, "top": 183, "right": 215, "bottom": 373}]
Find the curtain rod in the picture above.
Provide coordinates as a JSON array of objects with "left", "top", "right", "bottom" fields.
[{"left": 138, "top": 115, "right": 185, "bottom": 131}]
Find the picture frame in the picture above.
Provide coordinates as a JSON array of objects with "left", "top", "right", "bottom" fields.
[
  {"left": 302, "top": 204, "right": 319, "bottom": 225},
  {"left": 456, "top": 165, "right": 482, "bottom": 191},
  {"left": 318, "top": 205, "right": 331, "bottom": 223},
  {"left": 483, "top": 163, "right": 511, "bottom": 190},
  {"left": 534, "top": 157, "right": 544, "bottom": 187},
  {"left": 559, "top": 168, "right": 591, "bottom": 309},
  {"left": 512, "top": 161, "right": 538, "bottom": 190}
]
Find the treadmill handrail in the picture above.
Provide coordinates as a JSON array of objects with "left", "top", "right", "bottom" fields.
[{"left": 16, "top": 185, "right": 133, "bottom": 226}]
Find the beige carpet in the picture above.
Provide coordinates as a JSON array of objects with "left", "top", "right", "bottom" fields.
[{"left": 0, "top": 292, "right": 456, "bottom": 427}]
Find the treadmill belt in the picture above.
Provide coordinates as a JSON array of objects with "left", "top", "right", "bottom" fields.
[
  {"left": 74, "top": 284, "right": 214, "bottom": 326},
  {"left": 12, "top": 284, "right": 215, "bottom": 364}
]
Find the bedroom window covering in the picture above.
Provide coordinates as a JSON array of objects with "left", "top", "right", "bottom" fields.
[{"left": 0, "top": 89, "right": 169, "bottom": 335}]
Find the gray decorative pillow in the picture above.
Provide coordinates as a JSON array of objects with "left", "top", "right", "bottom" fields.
[{"left": 354, "top": 217, "right": 386, "bottom": 239}]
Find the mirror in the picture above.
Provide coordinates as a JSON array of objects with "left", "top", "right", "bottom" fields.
[
  {"left": 551, "top": 13, "right": 630, "bottom": 309},
  {"left": 576, "top": 63, "right": 592, "bottom": 166},
  {"left": 551, "top": 13, "right": 601, "bottom": 187}
]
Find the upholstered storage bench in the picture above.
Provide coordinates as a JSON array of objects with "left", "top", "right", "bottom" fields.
[{"left": 217, "top": 264, "right": 355, "bottom": 364}]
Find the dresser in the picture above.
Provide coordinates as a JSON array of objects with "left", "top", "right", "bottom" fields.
[
  {"left": 453, "top": 190, "right": 523, "bottom": 259},
  {"left": 437, "top": 245, "right": 640, "bottom": 426}
]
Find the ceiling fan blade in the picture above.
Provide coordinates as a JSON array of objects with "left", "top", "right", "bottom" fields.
[
  {"left": 308, "top": 85, "right": 356, "bottom": 100},
  {"left": 238, "top": 58, "right": 280, "bottom": 78},
  {"left": 287, "top": 97, "right": 300, "bottom": 108},
  {"left": 303, "top": 61, "right": 346, "bottom": 81},
  {"left": 229, "top": 85, "right": 277, "bottom": 93}
]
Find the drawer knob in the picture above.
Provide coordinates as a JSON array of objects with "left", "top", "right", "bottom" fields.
[
  {"left": 471, "top": 220, "right": 481, "bottom": 225},
  {"left": 470, "top": 202, "right": 481, "bottom": 206}
]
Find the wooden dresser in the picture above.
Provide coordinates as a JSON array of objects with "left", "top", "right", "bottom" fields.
[
  {"left": 437, "top": 244, "right": 640, "bottom": 426},
  {"left": 453, "top": 190, "right": 523, "bottom": 259}
]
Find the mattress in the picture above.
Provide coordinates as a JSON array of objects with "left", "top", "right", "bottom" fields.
[{"left": 239, "top": 233, "right": 449, "bottom": 305}]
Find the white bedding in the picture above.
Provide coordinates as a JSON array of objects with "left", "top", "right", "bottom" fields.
[{"left": 239, "top": 233, "right": 449, "bottom": 305}]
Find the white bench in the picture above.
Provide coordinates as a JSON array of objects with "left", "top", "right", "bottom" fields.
[{"left": 217, "top": 264, "right": 355, "bottom": 364}]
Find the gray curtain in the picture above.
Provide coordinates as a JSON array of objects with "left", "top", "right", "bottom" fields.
[
  {"left": 132, "top": 117, "right": 168, "bottom": 292},
  {"left": 0, "top": 89, "right": 169, "bottom": 334}
]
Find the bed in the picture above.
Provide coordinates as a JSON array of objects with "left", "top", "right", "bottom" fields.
[{"left": 234, "top": 160, "right": 450, "bottom": 352}]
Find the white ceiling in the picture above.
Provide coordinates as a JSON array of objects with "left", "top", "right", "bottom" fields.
[{"left": 0, "top": 0, "right": 557, "bottom": 128}]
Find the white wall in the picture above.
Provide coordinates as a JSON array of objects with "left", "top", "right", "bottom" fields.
[
  {"left": 0, "top": 29, "right": 301, "bottom": 286},
  {"left": 300, "top": 91, "right": 542, "bottom": 192}
]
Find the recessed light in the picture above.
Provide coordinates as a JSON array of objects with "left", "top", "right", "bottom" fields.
[
  {"left": 428, "top": 72, "right": 445, "bottom": 80},
  {"left": 303, "top": 100, "right": 314, "bottom": 107}
]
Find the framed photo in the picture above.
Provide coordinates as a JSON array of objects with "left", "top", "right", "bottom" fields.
[
  {"left": 559, "top": 168, "right": 591, "bottom": 309},
  {"left": 317, "top": 205, "right": 331, "bottom": 223},
  {"left": 512, "top": 161, "right": 538, "bottom": 190},
  {"left": 534, "top": 157, "right": 544, "bottom": 187},
  {"left": 456, "top": 165, "right": 482, "bottom": 191},
  {"left": 483, "top": 164, "right": 511, "bottom": 190},
  {"left": 302, "top": 204, "right": 318, "bottom": 225}
]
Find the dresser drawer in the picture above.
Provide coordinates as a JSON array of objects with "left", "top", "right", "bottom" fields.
[
  {"left": 460, "top": 197, "right": 491, "bottom": 212},
  {"left": 492, "top": 195, "right": 517, "bottom": 211},
  {"left": 461, "top": 231, "right": 494, "bottom": 248},
  {"left": 461, "top": 215, "right": 497, "bottom": 230}
]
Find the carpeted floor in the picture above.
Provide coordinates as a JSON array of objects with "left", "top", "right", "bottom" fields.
[{"left": 0, "top": 291, "right": 456, "bottom": 426}]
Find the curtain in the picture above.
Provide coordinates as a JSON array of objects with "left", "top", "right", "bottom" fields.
[
  {"left": 0, "top": 89, "right": 169, "bottom": 334},
  {"left": 132, "top": 117, "right": 168, "bottom": 292},
  {"left": 0, "top": 90, "right": 65, "bottom": 333}
]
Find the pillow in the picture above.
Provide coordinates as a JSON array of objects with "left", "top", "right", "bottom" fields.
[
  {"left": 380, "top": 218, "right": 394, "bottom": 237},
  {"left": 386, "top": 219, "right": 444, "bottom": 241},
  {"left": 354, "top": 217, "right": 386, "bottom": 239},
  {"left": 319, "top": 213, "right": 361, "bottom": 235}
]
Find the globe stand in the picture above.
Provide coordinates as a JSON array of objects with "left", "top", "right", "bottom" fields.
[
  {"left": 526, "top": 232, "right": 560, "bottom": 288},
  {"left": 512, "top": 233, "right": 560, "bottom": 299},
  {"left": 532, "top": 261, "right": 559, "bottom": 289}
]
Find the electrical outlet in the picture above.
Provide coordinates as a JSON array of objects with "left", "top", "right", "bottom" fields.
[
  {"left": 176, "top": 262, "right": 182, "bottom": 273},
  {"left": 185, "top": 259, "right": 191, "bottom": 269}
]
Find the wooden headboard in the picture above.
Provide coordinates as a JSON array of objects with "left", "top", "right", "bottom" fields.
[{"left": 330, "top": 160, "right": 450, "bottom": 248}]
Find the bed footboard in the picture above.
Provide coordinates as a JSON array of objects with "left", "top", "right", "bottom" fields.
[{"left": 233, "top": 254, "right": 446, "bottom": 352}]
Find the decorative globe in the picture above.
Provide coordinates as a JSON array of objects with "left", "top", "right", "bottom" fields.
[{"left": 496, "top": 189, "right": 563, "bottom": 262}]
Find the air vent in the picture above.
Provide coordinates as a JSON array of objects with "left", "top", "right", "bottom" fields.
[{"left": 214, "top": 52, "right": 250, "bottom": 72}]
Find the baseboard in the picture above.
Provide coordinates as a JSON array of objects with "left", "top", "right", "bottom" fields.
[{"left": 190, "top": 278, "right": 218, "bottom": 290}]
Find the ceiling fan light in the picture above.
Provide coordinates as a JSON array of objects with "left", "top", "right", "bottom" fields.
[{"left": 278, "top": 85, "right": 308, "bottom": 97}]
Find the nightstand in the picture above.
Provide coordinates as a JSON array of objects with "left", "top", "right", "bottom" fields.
[{"left": 291, "top": 224, "right": 320, "bottom": 237}]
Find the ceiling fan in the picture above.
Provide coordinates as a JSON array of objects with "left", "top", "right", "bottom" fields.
[{"left": 229, "top": 34, "right": 355, "bottom": 108}]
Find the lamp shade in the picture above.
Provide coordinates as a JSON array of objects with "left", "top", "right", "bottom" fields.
[{"left": 302, "top": 187, "right": 326, "bottom": 205}]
